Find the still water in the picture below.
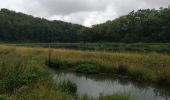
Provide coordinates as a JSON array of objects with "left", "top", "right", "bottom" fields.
[{"left": 53, "top": 71, "right": 170, "bottom": 100}]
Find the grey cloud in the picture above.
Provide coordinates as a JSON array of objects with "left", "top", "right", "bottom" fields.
[
  {"left": 0, "top": 0, "right": 170, "bottom": 26},
  {"left": 39, "top": 0, "right": 109, "bottom": 14}
]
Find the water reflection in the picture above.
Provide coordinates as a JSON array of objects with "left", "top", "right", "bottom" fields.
[{"left": 53, "top": 71, "right": 170, "bottom": 100}]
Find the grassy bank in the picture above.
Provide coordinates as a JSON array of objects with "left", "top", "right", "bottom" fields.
[
  {"left": 45, "top": 48, "right": 170, "bottom": 84},
  {"left": 0, "top": 45, "right": 132, "bottom": 100},
  {"left": 7, "top": 43, "right": 170, "bottom": 54},
  {"left": 1, "top": 45, "right": 170, "bottom": 84},
  {"left": 0, "top": 47, "right": 74, "bottom": 100}
]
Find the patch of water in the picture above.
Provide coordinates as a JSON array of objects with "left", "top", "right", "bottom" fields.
[{"left": 53, "top": 72, "right": 170, "bottom": 100}]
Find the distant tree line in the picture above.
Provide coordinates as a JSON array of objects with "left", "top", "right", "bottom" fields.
[
  {"left": 0, "top": 9, "right": 82, "bottom": 42},
  {"left": 0, "top": 7, "right": 170, "bottom": 43},
  {"left": 79, "top": 7, "right": 170, "bottom": 43}
]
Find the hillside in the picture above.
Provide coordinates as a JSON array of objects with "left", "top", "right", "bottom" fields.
[
  {"left": 79, "top": 7, "right": 170, "bottom": 43},
  {"left": 0, "top": 7, "right": 170, "bottom": 43},
  {"left": 0, "top": 9, "right": 83, "bottom": 42}
]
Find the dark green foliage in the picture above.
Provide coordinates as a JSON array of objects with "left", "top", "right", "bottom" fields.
[
  {"left": 0, "top": 7, "right": 170, "bottom": 43},
  {"left": 75, "top": 62, "right": 100, "bottom": 74},
  {"left": 0, "top": 9, "right": 82, "bottom": 43},
  {"left": 57, "top": 80, "right": 77, "bottom": 94},
  {"left": 79, "top": 7, "right": 170, "bottom": 43},
  {"left": 46, "top": 58, "right": 101, "bottom": 74}
]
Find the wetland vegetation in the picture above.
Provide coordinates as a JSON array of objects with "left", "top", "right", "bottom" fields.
[{"left": 0, "top": 45, "right": 170, "bottom": 100}]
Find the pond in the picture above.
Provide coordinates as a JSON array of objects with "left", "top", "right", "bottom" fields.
[{"left": 53, "top": 71, "right": 170, "bottom": 100}]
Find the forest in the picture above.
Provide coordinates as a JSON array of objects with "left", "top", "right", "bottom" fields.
[
  {"left": 0, "top": 9, "right": 83, "bottom": 42},
  {"left": 0, "top": 6, "right": 170, "bottom": 43}
]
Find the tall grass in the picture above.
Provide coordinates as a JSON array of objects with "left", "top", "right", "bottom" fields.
[
  {"left": 1, "top": 45, "right": 170, "bottom": 84},
  {"left": 0, "top": 45, "right": 133, "bottom": 100},
  {"left": 57, "top": 80, "right": 77, "bottom": 94},
  {"left": 39, "top": 46, "right": 170, "bottom": 84},
  {"left": 9, "top": 43, "right": 170, "bottom": 53},
  {"left": 0, "top": 47, "right": 74, "bottom": 100}
]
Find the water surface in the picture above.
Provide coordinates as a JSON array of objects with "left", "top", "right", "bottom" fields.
[{"left": 53, "top": 71, "right": 170, "bottom": 100}]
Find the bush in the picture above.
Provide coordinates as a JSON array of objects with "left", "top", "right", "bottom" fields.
[{"left": 75, "top": 62, "right": 100, "bottom": 74}]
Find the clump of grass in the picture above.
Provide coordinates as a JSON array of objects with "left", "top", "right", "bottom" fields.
[
  {"left": 57, "top": 80, "right": 77, "bottom": 94},
  {"left": 75, "top": 62, "right": 100, "bottom": 74},
  {"left": 7, "top": 80, "right": 74, "bottom": 100},
  {"left": 0, "top": 55, "right": 48, "bottom": 94},
  {"left": 46, "top": 57, "right": 101, "bottom": 74},
  {"left": 0, "top": 47, "right": 75, "bottom": 100},
  {"left": 129, "top": 68, "right": 157, "bottom": 82}
]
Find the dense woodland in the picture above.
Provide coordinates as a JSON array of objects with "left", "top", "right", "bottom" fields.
[
  {"left": 80, "top": 6, "right": 170, "bottom": 43},
  {"left": 0, "top": 7, "right": 170, "bottom": 43},
  {"left": 0, "top": 9, "right": 83, "bottom": 42}
]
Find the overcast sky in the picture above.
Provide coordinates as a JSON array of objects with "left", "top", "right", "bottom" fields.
[{"left": 0, "top": 0, "right": 170, "bottom": 27}]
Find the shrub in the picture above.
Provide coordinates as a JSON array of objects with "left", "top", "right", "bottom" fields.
[{"left": 75, "top": 62, "right": 100, "bottom": 74}]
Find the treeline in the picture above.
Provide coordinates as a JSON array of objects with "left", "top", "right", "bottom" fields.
[
  {"left": 0, "top": 7, "right": 170, "bottom": 43},
  {"left": 79, "top": 7, "right": 170, "bottom": 43},
  {"left": 0, "top": 9, "right": 83, "bottom": 42}
]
